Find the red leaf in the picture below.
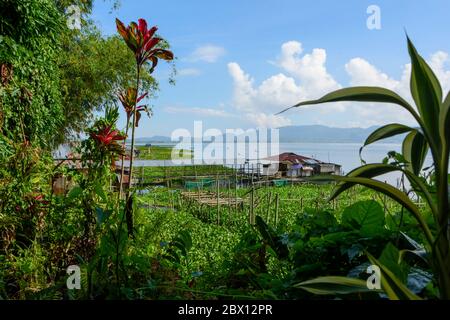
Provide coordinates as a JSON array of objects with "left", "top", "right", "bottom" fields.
[
  {"left": 137, "top": 92, "right": 148, "bottom": 103},
  {"left": 115, "top": 18, "right": 129, "bottom": 41},
  {"left": 146, "top": 26, "right": 158, "bottom": 41},
  {"left": 138, "top": 18, "right": 148, "bottom": 36},
  {"left": 148, "top": 56, "right": 158, "bottom": 73},
  {"left": 154, "top": 49, "right": 174, "bottom": 61},
  {"left": 144, "top": 37, "right": 161, "bottom": 52}
]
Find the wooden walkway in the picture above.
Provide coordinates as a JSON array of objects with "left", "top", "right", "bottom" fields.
[{"left": 181, "top": 191, "right": 245, "bottom": 206}]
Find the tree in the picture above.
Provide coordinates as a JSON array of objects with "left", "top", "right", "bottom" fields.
[
  {"left": 0, "top": 0, "right": 65, "bottom": 148},
  {"left": 57, "top": 26, "right": 160, "bottom": 144}
]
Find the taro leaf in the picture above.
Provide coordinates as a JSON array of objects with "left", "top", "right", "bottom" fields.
[
  {"left": 319, "top": 231, "right": 355, "bottom": 244},
  {"left": 255, "top": 216, "right": 289, "bottom": 259},
  {"left": 341, "top": 200, "right": 385, "bottom": 237},
  {"left": 378, "top": 243, "right": 410, "bottom": 284}
]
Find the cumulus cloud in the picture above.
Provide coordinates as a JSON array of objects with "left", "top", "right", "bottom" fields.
[
  {"left": 228, "top": 40, "right": 450, "bottom": 128},
  {"left": 276, "top": 41, "right": 341, "bottom": 96},
  {"left": 228, "top": 41, "right": 343, "bottom": 127},
  {"left": 187, "top": 45, "right": 225, "bottom": 63},
  {"left": 165, "top": 106, "right": 233, "bottom": 118},
  {"left": 341, "top": 51, "right": 450, "bottom": 126}
]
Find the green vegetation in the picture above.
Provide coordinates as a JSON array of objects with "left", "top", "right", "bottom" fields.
[{"left": 136, "top": 145, "right": 192, "bottom": 160}]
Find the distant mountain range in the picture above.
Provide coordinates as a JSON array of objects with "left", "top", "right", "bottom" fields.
[
  {"left": 278, "top": 125, "right": 405, "bottom": 143},
  {"left": 133, "top": 125, "right": 406, "bottom": 144},
  {"left": 133, "top": 135, "right": 172, "bottom": 143}
]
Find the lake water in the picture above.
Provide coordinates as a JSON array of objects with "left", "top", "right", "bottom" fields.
[{"left": 133, "top": 142, "right": 433, "bottom": 186}]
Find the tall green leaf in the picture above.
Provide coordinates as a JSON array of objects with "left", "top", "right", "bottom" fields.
[
  {"left": 407, "top": 36, "right": 442, "bottom": 151},
  {"left": 278, "top": 87, "right": 422, "bottom": 126},
  {"left": 327, "top": 164, "right": 402, "bottom": 199},
  {"left": 402, "top": 130, "right": 429, "bottom": 175},
  {"left": 294, "top": 276, "right": 377, "bottom": 295},
  {"left": 323, "top": 163, "right": 437, "bottom": 216},
  {"left": 364, "top": 123, "right": 413, "bottom": 147},
  {"left": 359, "top": 124, "right": 413, "bottom": 160},
  {"left": 439, "top": 91, "right": 450, "bottom": 147}
]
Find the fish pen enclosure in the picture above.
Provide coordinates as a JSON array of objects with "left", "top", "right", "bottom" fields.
[{"left": 137, "top": 171, "right": 404, "bottom": 232}]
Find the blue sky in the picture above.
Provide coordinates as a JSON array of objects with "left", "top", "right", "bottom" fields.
[{"left": 91, "top": 0, "right": 450, "bottom": 137}]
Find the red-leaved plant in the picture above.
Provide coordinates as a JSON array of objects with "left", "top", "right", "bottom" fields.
[{"left": 116, "top": 17, "right": 173, "bottom": 236}]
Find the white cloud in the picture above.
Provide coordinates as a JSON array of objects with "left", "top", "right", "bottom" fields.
[
  {"left": 228, "top": 40, "right": 450, "bottom": 128},
  {"left": 228, "top": 41, "right": 343, "bottom": 127},
  {"left": 429, "top": 51, "right": 450, "bottom": 93},
  {"left": 187, "top": 45, "right": 226, "bottom": 63},
  {"left": 345, "top": 58, "right": 400, "bottom": 89},
  {"left": 165, "top": 106, "right": 233, "bottom": 118},
  {"left": 177, "top": 68, "right": 201, "bottom": 77},
  {"left": 228, "top": 63, "right": 304, "bottom": 113},
  {"left": 276, "top": 41, "right": 341, "bottom": 96},
  {"left": 344, "top": 53, "right": 450, "bottom": 125}
]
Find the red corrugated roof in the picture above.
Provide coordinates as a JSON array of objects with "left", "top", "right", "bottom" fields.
[{"left": 263, "top": 152, "right": 322, "bottom": 164}]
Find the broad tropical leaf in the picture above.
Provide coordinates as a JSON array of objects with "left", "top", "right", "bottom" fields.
[
  {"left": 328, "top": 176, "right": 434, "bottom": 245},
  {"left": 341, "top": 200, "right": 385, "bottom": 237}
]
